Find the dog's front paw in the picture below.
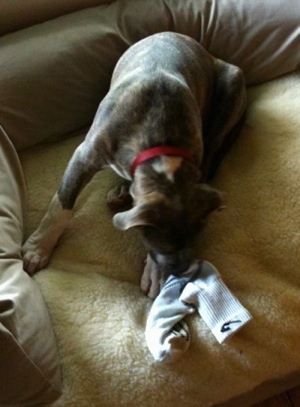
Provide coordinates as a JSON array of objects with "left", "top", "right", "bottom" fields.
[
  {"left": 141, "top": 255, "right": 165, "bottom": 300},
  {"left": 106, "top": 182, "right": 132, "bottom": 212},
  {"left": 21, "top": 236, "right": 53, "bottom": 275}
]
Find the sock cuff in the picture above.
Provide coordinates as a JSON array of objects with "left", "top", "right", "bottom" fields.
[
  {"left": 211, "top": 308, "right": 252, "bottom": 343},
  {"left": 180, "top": 263, "right": 252, "bottom": 343}
]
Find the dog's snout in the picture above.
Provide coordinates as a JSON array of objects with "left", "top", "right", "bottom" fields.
[
  {"left": 152, "top": 250, "right": 190, "bottom": 276},
  {"left": 171, "top": 255, "right": 190, "bottom": 276}
]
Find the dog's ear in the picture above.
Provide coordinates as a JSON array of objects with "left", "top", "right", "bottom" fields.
[
  {"left": 190, "top": 183, "right": 224, "bottom": 217},
  {"left": 113, "top": 203, "right": 161, "bottom": 231}
]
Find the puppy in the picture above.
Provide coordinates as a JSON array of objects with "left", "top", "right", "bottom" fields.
[{"left": 22, "top": 32, "right": 246, "bottom": 299}]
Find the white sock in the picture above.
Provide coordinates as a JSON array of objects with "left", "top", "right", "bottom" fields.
[
  {"left": 145, "top": 260, "right": 252, "bottom": 363},
  {"left": 145, "top": 263, "right": 200, "bottom": 363},
  {"left": 180, "top": 260, "right": 252, "bottom": 343}
]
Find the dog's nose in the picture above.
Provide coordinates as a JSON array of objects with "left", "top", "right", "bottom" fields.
[
  {"left": 171, "top": 259, "right": 190, "bottom": 276},
  {"left": 155, "top": 251, "right": 190, "bottom": 276}
]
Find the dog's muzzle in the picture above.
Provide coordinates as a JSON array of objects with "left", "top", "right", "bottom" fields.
[{"left": 150, "top": 250, "right": 191, "bottom": 276}]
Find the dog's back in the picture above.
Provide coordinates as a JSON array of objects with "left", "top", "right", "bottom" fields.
[
  {"left": 91, "top": 32, "right": 216, "bottom": 170},
  {"left": 112, "top": 32, "right": 215, "bottom": 116}
]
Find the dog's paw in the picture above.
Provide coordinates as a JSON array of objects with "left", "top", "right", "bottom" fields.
[
  {"left": 141, "top": 255, "right": 165, "bottom": 299},
  {"left": 21, "top": 238, "right": 52, "bottom": 275},
  {"left": 106, "top": 183, "right": 132, "bottom": 212}
]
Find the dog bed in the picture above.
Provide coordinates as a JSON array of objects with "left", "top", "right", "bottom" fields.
[{"left": 19, "top": 69, "right": 300, "bottom": 407}]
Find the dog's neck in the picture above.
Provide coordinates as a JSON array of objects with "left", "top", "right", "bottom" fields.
[
  {"left": 130, "top": 151, "right": 200, "bottom": 204},
  {"left": 130, "top": 146, "right": 196, "bottom": 179}
]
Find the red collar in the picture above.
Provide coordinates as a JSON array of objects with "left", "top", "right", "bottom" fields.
[{"left": 130, "top": 146, "right": 195, "bottom": 178}]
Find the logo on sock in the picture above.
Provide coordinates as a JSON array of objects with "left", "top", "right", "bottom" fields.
[{"left": 220, "top": 320, "right": 242, "bottom": 332}]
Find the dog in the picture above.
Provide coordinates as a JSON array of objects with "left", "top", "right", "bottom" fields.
[{"left": 22, "top": 32, "right": 246, "bottom": 299}]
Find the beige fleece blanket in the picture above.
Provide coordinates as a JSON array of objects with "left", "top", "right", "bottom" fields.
[{"left": 20, "top": 71, "right": 300, "bottom": 407}]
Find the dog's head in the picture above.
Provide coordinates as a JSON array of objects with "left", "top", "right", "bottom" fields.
[{"left": 113, "top": 179, "right": 223, "bottom": 277}]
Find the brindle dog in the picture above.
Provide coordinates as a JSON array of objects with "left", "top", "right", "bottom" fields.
[{"left": 22, "top": 32, "right": 246, "bottom": 298}]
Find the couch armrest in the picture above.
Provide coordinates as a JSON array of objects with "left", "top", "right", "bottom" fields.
[{"left": 0, "top": 126, "right": 62, "bottom": 405}]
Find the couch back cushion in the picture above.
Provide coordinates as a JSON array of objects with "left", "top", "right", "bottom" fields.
[
  {"left": 0, "top": 0, "right": 113, "bottom": 35},
  {"left": 0, "top": 0, "right": 299, "bottom": 150}
]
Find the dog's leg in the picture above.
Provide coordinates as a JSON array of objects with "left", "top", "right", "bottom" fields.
[
  {"left": 141, "top": 254, "right": 166, "bottom": 299},
  {"left": 22, "top": 141, "right": 102, "bottom": 274},
  {"left": 201, "top": 61, "right": 247, "bottom": 180}
]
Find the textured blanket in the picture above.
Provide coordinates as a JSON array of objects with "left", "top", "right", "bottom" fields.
[{"left": 20, "top": 71, "right": 300, "bottom": 407}]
